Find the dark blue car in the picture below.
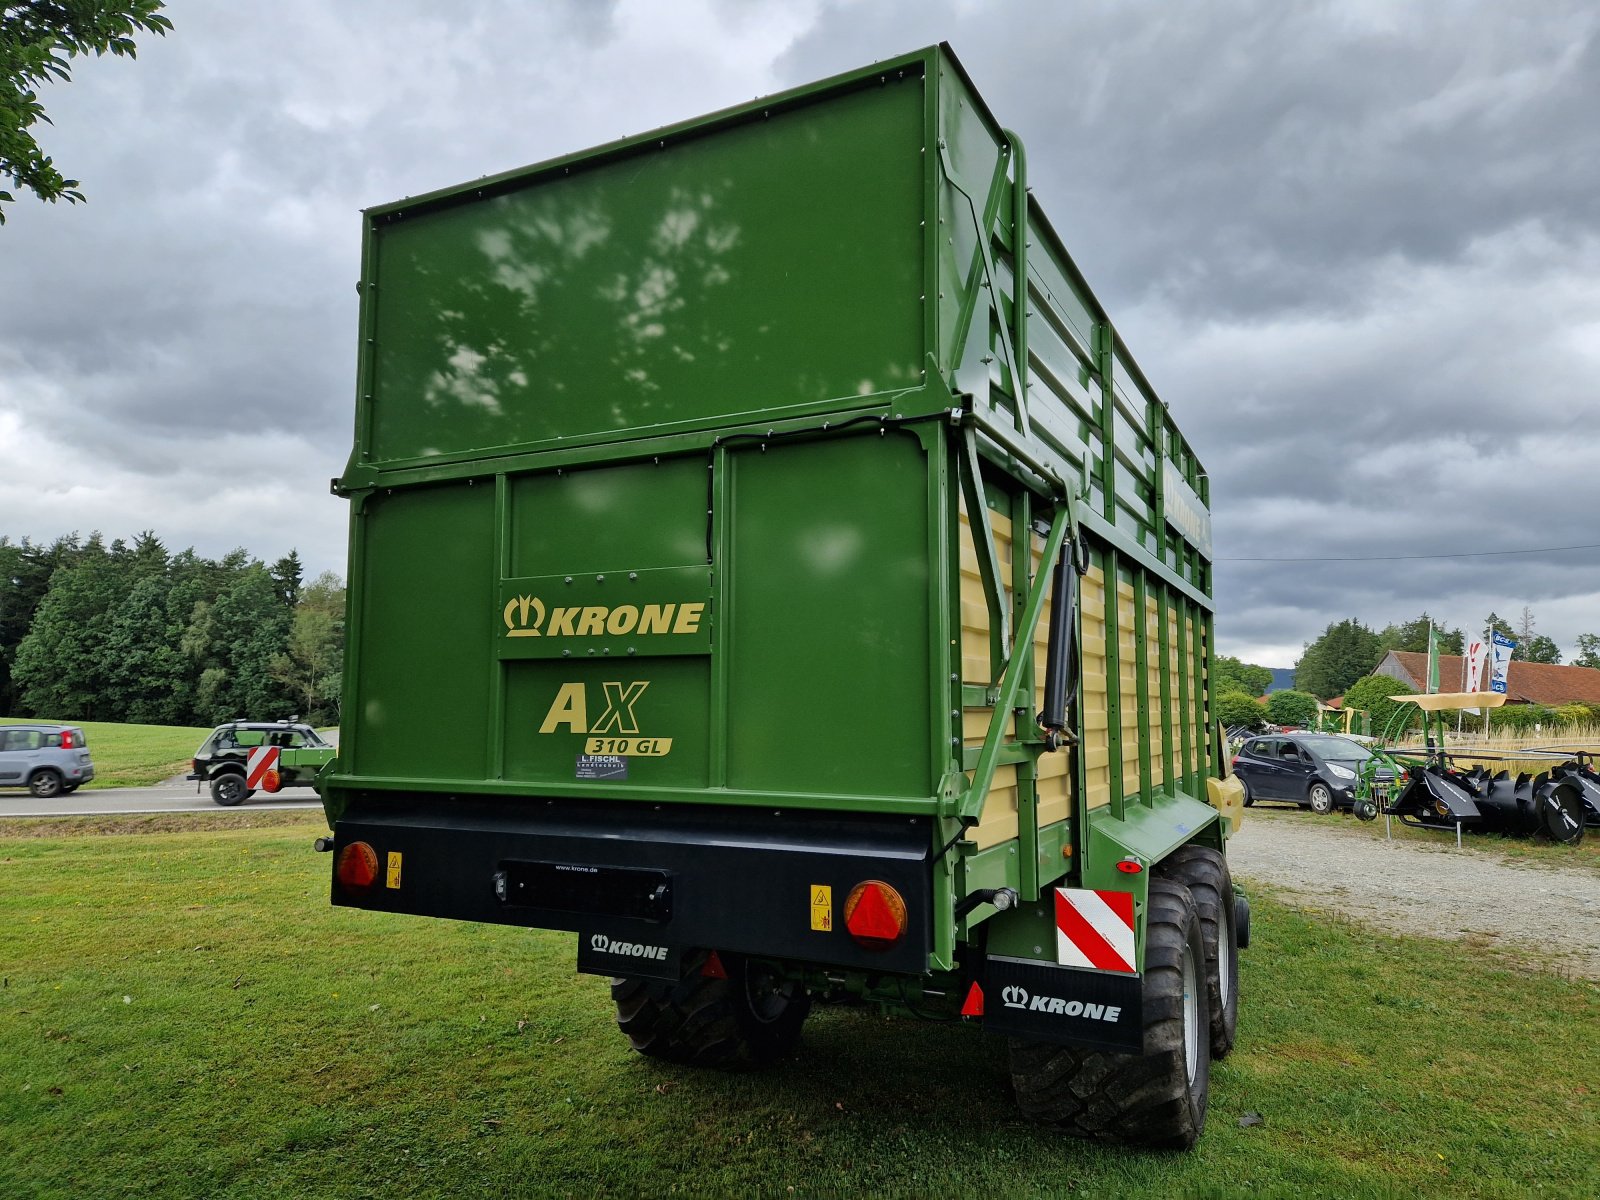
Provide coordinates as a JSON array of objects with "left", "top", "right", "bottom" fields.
[{"left": 1231, "top": 732, "right": 1390, "bottom": 814}]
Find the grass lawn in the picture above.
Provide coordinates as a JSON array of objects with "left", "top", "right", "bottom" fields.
[
  {"left": 1, "top": 815, "right": 1596, "bottom": 1199},
  {"left": 1, "top": 717, "right": 212, "bottom": 789}
]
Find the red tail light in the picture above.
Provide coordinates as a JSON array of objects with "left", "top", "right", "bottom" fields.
[
  {"left": 843, "top": 880, "right": 908, "bottom": 951},
  {"left": 60, "top": 731, "right": 75, "bottom": 749},
  {"left": 261, "top": 769, "right": 282, "bottom": 793},
  {"left": 336, "top": 842, "right": 379, "bottom": 889}
]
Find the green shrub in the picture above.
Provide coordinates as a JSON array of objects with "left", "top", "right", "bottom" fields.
[
  {"left": 1342, "top": 674, "right": 1419, "bottom": 738},
  {"left": 1266, "top": 689, "right": 1319, "bottom": 728},
  {"left": 1216, "top": 690, "right": 1267, "bottom": 731}
]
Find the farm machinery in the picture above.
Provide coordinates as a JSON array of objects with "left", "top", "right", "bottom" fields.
[{"left": 1357, "top": 693, "right": 1591, "bottom": 845}]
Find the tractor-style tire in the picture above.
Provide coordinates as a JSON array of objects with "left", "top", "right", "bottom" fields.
[
  {"left": 210, "top": 773, "right": 250, "bottom": 807},
  {"left": 1158, "top": 844, "right": 1239, "bottom": 1059},
  {"left": 1307, "top": 783, "right": 1335, "bottom": 815},
  {"left": 611, "top": 950, "right": 811, "bottom": 1068},
  {"left": 1008, "top": 878, "right": 1211, "bottom": 1149}
]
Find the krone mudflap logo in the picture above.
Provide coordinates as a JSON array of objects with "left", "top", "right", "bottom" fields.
[
  {"left": 589, "top": 934, "right": 668, "bottom": 961},
  {"left": 503, "top": 595, "right": 705, "bottom": 639},
  {"left": 1001, "top": 983, "right": 1123, "bottom": 1023}
]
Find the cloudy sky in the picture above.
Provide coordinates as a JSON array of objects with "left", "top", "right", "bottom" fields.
[{"left": 3, "top": 0, "right": 1597, "bottom": 668}]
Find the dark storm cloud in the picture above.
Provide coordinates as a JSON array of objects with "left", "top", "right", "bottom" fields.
[
  {"left": 781, "top": 1, "right": 1600, "bottom": 664},
  {"left": 2, "top": 0, "right": 1597, "bottom": 666}
]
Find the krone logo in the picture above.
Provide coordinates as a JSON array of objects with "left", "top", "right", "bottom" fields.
[
  {"left": 1002, "top": 985, "right": 1029, "bottom": 1009},
  {"left": 588, "top": 934, "right": 668, "bottom": 961},
  {"left": 503, "top": 595, "right": 547, "bottom": 637},
  {"left": 503, "top": 595, "right": 705, "bottom": 639}
]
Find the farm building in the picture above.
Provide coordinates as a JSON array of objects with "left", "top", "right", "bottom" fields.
[{"left": 1375, "top": 651, "right": 1600, "bottom": 707}]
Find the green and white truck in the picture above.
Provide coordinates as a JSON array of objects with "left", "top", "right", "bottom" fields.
[{"left": 318, "top": 44, "right": 1246, "bottom": 1148}]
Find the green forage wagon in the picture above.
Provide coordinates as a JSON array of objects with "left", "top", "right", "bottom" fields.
[{"left": 318, "top": 44, "right": 1247, "bottom": 1148}]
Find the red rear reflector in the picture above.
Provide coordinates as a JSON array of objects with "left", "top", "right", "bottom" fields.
[
  {"left": 700, "top": 950, "right": 728, "bottom": 980},
  {"left": 843, "top": 880, "right": 908, "bottom": 951},
  {"left": 261, "top": 769, "right": 282, "bottom": 793},
  {"left": 1116, "top": 859, "right": 1143, "bottom": 874},
  {"left": 336, "top": 841, "right": 379, "bottom": 889},
  {"left": 961, "top": 981, "right": 985, "bottom": 1017}
]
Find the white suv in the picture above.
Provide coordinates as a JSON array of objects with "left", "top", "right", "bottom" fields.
[{"left": 0, "top": 724, "right": 96, "bottom": 797}]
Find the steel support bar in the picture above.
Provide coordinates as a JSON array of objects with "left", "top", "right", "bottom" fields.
[
  {"left": 1003, "top": 129, "right": 1030, "bottom": 434},
  {"left": 956, "top": 501, "right": 1073, "bottom": 823}
]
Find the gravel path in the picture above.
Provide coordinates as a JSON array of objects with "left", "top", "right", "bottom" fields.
[{"left": 1228, "top": 809, "right": 1600, "bottom": 979}]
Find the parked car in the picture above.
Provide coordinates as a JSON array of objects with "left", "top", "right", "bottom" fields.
[
  {"left": 1231, "top": 732, "right": 1394, "bottom": 814},
  {"left": 0, "top": 723, "right": 96, "bottom": 798},
  {"left": 188, "top": 720, "right": 334, "bottom": 806}
]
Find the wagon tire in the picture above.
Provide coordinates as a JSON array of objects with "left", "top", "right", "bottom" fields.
[
  {"left": 1158, "top": 844, "right": 1239, "bottom": 1059},
  {"left": 1308, "top": 783, "right": 1335, "bottom": 815},
  {"left": 210, "top": 773, "right": 250, "bottom": 807},
  {"left": 1008, "top": 878, "right": 1210, "bottom": 1148},
  {"left": 611, "top": 950, "right": 810, "bottom": 1069},
  {"left": 28, "top": 769, "right": 64, "bottom": 799}
]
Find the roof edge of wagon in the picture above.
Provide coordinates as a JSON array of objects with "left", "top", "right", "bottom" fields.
[{"left": 362, "top": 43, "right": 956, "bottom": 223}]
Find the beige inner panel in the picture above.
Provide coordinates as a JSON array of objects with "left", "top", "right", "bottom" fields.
[
  {"left": 1079, "top": 563, "right": 1111, "bottom": 811},
  {"left": 959, "top": 496, "right": 1017, "bottom": 849}
]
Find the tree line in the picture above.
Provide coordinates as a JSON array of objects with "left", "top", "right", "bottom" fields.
[
  {"left": 1292, "top": 608, "right": 1597, "bottom": 701},
  {"left": 0, "top": 532, "right": 343, "bottom": 728},
  {"left": 1214, "top": 609, "right": 1600, "bottom": 737}
]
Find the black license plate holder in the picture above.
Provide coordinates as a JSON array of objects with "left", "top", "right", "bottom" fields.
[{"left": 494, "top": 860, "right": 672, "bottom": 923}]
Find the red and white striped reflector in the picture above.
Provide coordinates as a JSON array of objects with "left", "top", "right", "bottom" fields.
[
  {"left": 246, "top": 745, "right": 281, "bottom": 789},
  {"left": 1054, "top": 888, "right": 1137, "bottom": 974}
]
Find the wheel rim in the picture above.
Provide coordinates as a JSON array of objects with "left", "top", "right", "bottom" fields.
[
  {"left": 1181, "top": 940, "right": 1200, "bottom": 1085},
  {"left": 219, "top": 777, "right": 242, "bottom": 801},
  {"left": 1219, "top": 899, "right": 1234, "bottom": 1010},
  {"left": 1311, "top": 786, "right": 1330, "bottom": 813},
  {"left": 743, "top": 964, "right": 794, "bottom": 1024},
  {"left": 34, "top": 773, "right": 60, "bottom": 797}
]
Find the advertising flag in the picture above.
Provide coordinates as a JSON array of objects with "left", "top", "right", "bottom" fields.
[
  {"left": 1426, "top": 625, "right": 1440, "bottom": 693},
  {"left": 1490, "top": 631, "right": 1515, "bottom": 694},
  {"left": 1463, "top": 635, "right": 1488, "bottom": 693}
]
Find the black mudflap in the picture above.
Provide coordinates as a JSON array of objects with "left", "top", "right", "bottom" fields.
[{"left": 981, "top": 955, "right": 1144, "bottom": 1054}]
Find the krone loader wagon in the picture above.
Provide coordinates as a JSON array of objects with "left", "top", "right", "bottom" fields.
[{"left": 319, "top": 44, "right": 1247, "bottom": 1148}]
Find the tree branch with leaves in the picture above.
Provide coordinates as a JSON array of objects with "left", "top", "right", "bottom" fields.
[{"left": 0, "top": 1, "right": 172, "bottom": 224}]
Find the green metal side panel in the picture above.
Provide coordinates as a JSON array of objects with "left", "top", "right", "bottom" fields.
[
  {"left": 724, "top": 433, "right": 932, "bottom": 798},
  {"left": 348, "top": 483, "right": 496, "bottom": 780},
  {"left": 362, "top": 74, "right": 926, "bottom": 467}
]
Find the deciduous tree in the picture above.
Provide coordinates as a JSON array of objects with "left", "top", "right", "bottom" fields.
[
  {"left": 1265, "top": 689, "right": 1319, "bottom": 729},
  {"left": 1342, "top": 674, "right": 1418, "bottom": 738},
  {"left": 1, "top": 1, "right": 173, "bottom": 223}
]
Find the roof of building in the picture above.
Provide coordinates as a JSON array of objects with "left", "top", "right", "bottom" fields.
[{"left": 1381, "top": 650, "right": 1600, "bottom": 707}]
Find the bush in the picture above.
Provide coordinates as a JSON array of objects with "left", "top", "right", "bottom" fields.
[
  {"left": 1266, "top": 689, "right": 1319, "bottom": 729},
  {"left": 1488, "top": 703, "right": 1555, "bottom": 734},
  {"left": 1216, "top": 690, "right": 1267, "bottom": 732},
  {"left": 1342, "top": 674, "right": 1419, "bottom": 738}
]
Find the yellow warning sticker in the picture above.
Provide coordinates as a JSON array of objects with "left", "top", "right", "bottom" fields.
[
  {"left": 810, "top": 884, "right": 832, "bottom": 932},
  {"left": 385, "top": 851, "right": 402, "bottom": 890}
]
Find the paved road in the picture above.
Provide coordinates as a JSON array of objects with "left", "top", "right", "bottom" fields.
[{"left": 0, "top": 777, "right": 322, "bottom": 818}]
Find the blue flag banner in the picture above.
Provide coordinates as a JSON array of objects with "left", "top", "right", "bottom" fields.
[{"left": 1489, "top": 631, "right": 1515, "bottom": 694}]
